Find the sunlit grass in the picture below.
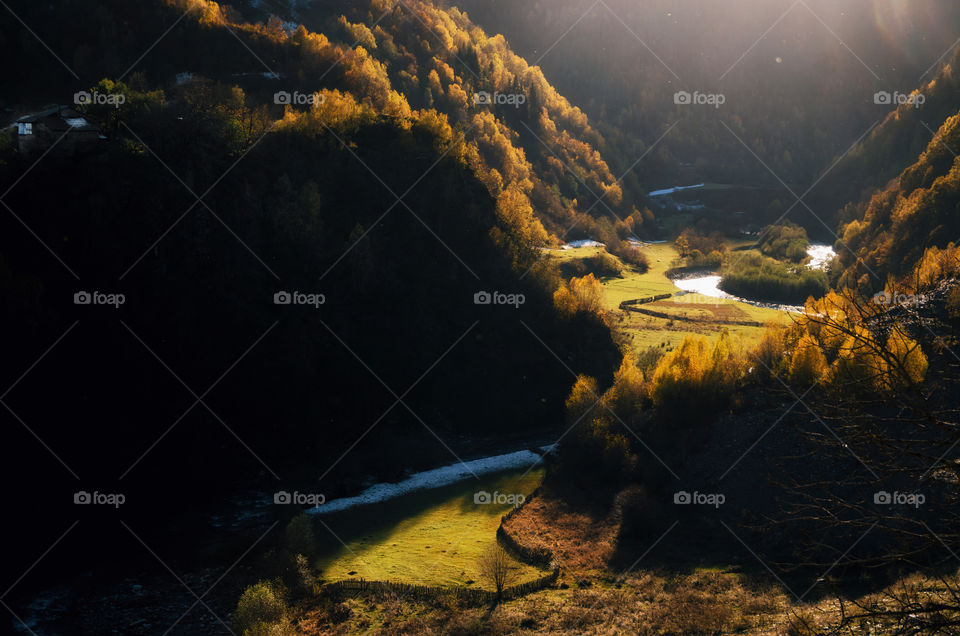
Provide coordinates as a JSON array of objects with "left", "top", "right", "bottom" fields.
[{"left": 315, "top": 468, "right": 546, "bottom": 589}]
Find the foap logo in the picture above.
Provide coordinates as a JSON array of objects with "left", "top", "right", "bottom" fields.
[
  {"left": 274, "top": 91, "right": 325, "bottom": 106},
  {"left": 473, "top": 290, "right": 525, "bottom": 308},
  {"left": 74, "top": 90, "right": 126, "bottom": 108},
  {"left": 74, "top": 490, "right": 126, "bottom": 508},
  {"left": 473, "top": 91, "right": 526, "bottom": 108},
  {"left": 874, "top": 91, "right": 925, "bottom": 108},
  {"left": 872, "top": 291, "right": 928, "bottom": 308},
  {"left": 874, "top": 490, "right": 925, "bottom": 508},
  {"left": 274, "top": 291, "right": 325, "bottom": 308},
  {"left": 674, "top": 490, "right": 725, "bottom": 508},
  {"left": 674, "top": 91, "right": 725, "bottom": 109},
  {"left": 274, "top": 490, "right": 326, "bottom": 507},
  {"left": 474, "top": 490, "right": 525, "bottom": 507},
  {"left": 74, "top": 290, "right": 125, "bottom": 308}
]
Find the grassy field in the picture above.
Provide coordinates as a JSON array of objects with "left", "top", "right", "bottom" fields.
[
  {"left": 543, "top": 242, "right": 789, "bottom": 351},
  {"left": 314, "top": 468, "right": 547, "bottom": 589}
]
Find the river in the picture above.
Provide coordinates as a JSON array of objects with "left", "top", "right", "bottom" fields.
[{"left": 669, "top": 243, "right": 836, "bottom": 312}]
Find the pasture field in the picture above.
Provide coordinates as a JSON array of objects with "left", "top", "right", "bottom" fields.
[
  {"left": 544, "top": 242, "right": 789, "bottom": 351},
  {"left": 315, "top": 468, "right": 547, "bottom": 589}
]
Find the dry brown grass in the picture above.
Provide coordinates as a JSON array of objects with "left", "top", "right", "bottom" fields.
[
  {"left": 647, "top": 300, "right": 751, "bottom": 321},
  {"left": 296, "top": 563, "right": 960, "bottom": 635},
  {"left": 500, "top": 490, "right": 618, "bottom": 572},
  {"left": 296, "top": 566, "right": 795, "bottom": 635}
]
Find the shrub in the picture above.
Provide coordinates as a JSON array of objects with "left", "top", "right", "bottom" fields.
[
  {"left": 590, "top": 252, "right": 624, "bottom": 277},
  {"left": 606, "top": 240, "right": 650, "bottom": 272},
  {"left": 242, "top": 623, "right": 296, "bottom": 636},
  {"left": 634, "top": 346, "right": 665, "bottom": 374},
  {"left": 560, "top": 252, "right": 623, "bottom": 279},
  {"left": 259, "top": 548, "right": 316, "bottom": 598},
  {"left": 232, "top": 581, "right": 290, "bottom": 636},
  {"left": 759, "top": 222, "right": 809, "bottom": 263}
]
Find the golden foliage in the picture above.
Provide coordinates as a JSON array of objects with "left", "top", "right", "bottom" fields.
[
  {"left": 337, "top": 15, "right": 377, "bottom": 50},
  {"left": 881, "top": 327, "right": 928, "bottom": 389},
  {"left": 603, "top": 353, "right": 645, "bottom": 418},
  {"left": 751, "top": 323, "right": 789, "bottom": 379},
  {"left": 828, "top": 324, "right": 885, "bottom": 388},
  {"left": 913, "top": 243, "right": 960, "bottom": 288},
  {"left": 649, "top": 332, "right": 744, "bottom": 416},
  {"left": 787, "top": 333, "right": 828, "bottom": 388},
  {"left": 565, "top": 375, "right": 599, "bottom": 425},
  {"left": 167, "top": 0, "right": 225, "bottom": 25},
  {"left": 561, "top": 372, "right": 638, "bottom": 485},
  {"left": 291, "top": 27, "right": 338, "bottom": 72},
  {"left": 553, "top": 273, "right": 605, "bottom": 318},
  {"left": 495, "top": 182, "right": 548, "bottom": 249},
  {"left": 801, "top": 291, "right": 861, "bottom": 356},
  {"left": 275, "top": 89, "right": 375, "bottom": 134},
  {"left": 426, "top": 69, "right": 443, "bottom": 97}
]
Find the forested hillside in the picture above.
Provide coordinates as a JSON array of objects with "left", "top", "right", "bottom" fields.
[
  {"left": 2, "top": 0, "right": 655, "bottom": 256},
  {"left": 814, "top": 44, "right": 960, "bottom": 229},
  {"left": 1, "top": 0, "right": 624, "bottom": 601},
  {"left": 835, "top": 109, "right": 960, "bottom": 289}
]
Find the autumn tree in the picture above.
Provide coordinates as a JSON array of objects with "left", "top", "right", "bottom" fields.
[
  {"left": 559, "top": 370, "right": 638, "bottom": 487},
  {"left": 603, "top": 353, "right": 645, "bottom": 420},
  {"left": 565, "top": 374, "right": 599, "bottom": 426},
  {"left": 649, "top": 332, "right": 745, "bottom": 422},
  {"left": 478, "top": 545, "right": 520, "bottom": 597},
  {"left": 674, "top": 234, "right": 690, "bottom": 258},
  {"left": 553, "top": 273, "right": 605, "bottom": 318},
  {"left": 786, "top": 332, "right": 828, "bottom": 388}
]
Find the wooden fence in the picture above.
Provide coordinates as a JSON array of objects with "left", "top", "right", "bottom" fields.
[
  {"left": 619, "top": 292, "right": 673, "bottom": 309},
  {"left": 497, "top": 486, "right": 555, "bottom": 568}
]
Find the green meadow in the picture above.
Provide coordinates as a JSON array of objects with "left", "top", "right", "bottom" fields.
[{"left": 315, "top": 468, "right": 547, "bottom": 589}]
